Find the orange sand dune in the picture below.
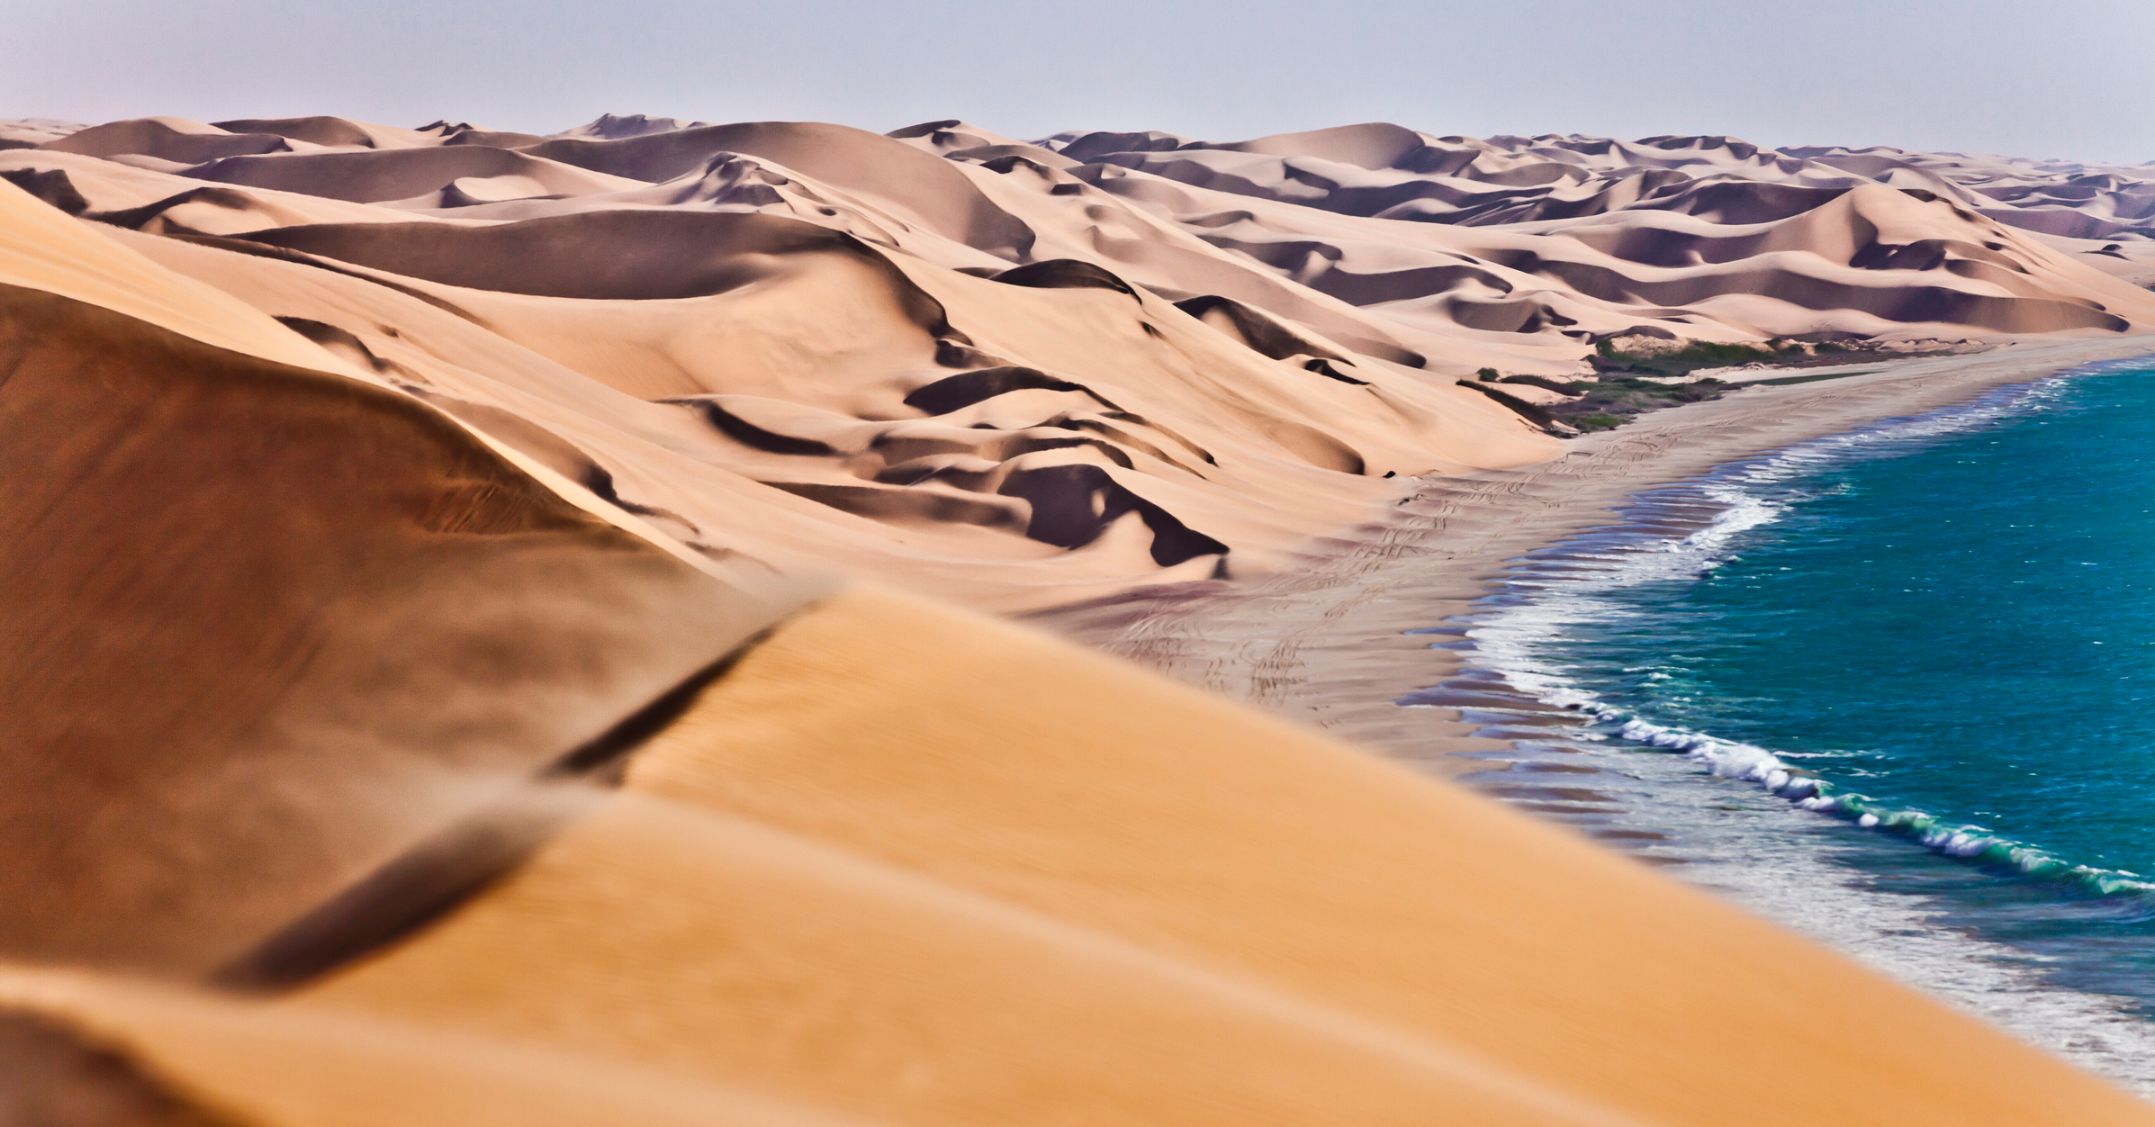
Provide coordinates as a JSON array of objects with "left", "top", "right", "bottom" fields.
[
  {"left": 3, "top": 589, "right": 2142, "bottom": 1125},
  {"left": 2, "top": 116, "right": 2154, "bottom": 1121},
  {"left": 0, "top": 283, "right": 806, "bottom": 976}
]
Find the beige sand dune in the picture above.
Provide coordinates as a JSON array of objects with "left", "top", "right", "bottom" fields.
[
  {"left": 72, "top": 194, "right": 1540, "bottom": 604},
  {"left": 8, "top": 114, "right": 2145, "bottom": 605},
  {"left": 0, "top": 178, "right": 356, "bottom": 369},
  {"left": 210, "top": 115, "right": 435, "bottom": 150},
  {"left": 0, "top": 149, "right": 411, "bottom": 231},
  {"left": 187, "top": 144, "right": 644, "bottom": 203},
  {"left": 3, "top": 114, "right": 2155, "bottom": 1120},
  {"left": 42, "top": 116, "right": 303, "bottom": 165}
]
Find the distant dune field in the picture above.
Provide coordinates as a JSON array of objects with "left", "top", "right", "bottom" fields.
[{"left": 6, "top": 114, "right": 2152, "bottom": 605}]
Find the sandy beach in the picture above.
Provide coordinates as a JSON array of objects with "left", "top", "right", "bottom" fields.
[{"left": 1046, "top": 334, "right": 2155, "bottom": 773}]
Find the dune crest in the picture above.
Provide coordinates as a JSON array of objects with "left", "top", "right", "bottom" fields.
[
  {"left": 1, "top": 588, "right": 2140, "bottom": 1125},
  {"left": 3, "top": 113, "right": 2155, "bottom": 1121},
  {"left": 3, "top": 115, "right": 2149, "bottom": 603}
]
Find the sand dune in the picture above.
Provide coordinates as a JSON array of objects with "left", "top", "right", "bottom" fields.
[
  {"left": 189, "top": 144, "right": 643, "bottom": 203},
  {"left": 3, "top": 588, "right": 2142, "bottom": 1125},
  {"left": 0, "top": 285, "right": 810, "bottom": 976},
  {"left": 43, "top": 117, "right": 298, "bottom": 165},
  {"left": 3, "top": 113, "right": 2155, "bottom": 1120},
  {"left": 209, "top": 116, "right": 411, "bottom": 149},
  {"left": 0, "top": 964, "right": 855, "bottom": 1127},
  {"left": 8, "top": 115, "right": 2146, "bottom": 600}
]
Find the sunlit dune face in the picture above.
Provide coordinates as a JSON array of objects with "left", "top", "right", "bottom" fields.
[{"left": 0, "top": 109, "right": 2150, "bottom": 1125}]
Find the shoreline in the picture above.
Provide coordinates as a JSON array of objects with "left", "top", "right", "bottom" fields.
[
  {"left": 1041, "top": 333, "right": 2155, "bottom": 774},
  {"left": 1415, "top": 356, "right": 2155, "bottom": 1092}
]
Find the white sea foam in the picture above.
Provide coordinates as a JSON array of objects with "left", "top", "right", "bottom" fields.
[
  {"left": 1452, "top": 368, "right": 2155, "bottom": 1091},
  {"left": 1471, "top": 374, "right": 2079, "bottom": 820}
]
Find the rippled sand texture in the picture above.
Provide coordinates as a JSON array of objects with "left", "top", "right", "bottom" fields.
[
  {"left": 2, "top": 113, "right": 2154, "bottom": 1122},
  {"left": 5, "top": 116, "right": 2155, "bottom": 606}
]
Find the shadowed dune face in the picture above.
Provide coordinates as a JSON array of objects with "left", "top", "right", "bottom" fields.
[
  {"left": 0, "top": 1010, "right": 238, "bottom": 1126},
  {"left": 4, "top": 116, "right": 2151, "bottom": 603},
  {"left": 243, "top": 209, "right": 959, "bottom": 309},
  {"left": 187, "top": 145, "right": 640, "bottom": 203},
  {"left": 42, "top": 118, "right": 294, "bottom": 165},
  {"left": 0, "top": 284, "right": 800, "bottom": 976},
  {"left": 524, "top": 121, "right": 1039, "bottom": 257},
  {"left": 266, "top": 588, "right": 2154, "bottom": 1126},
  {"left": 0, "top": 113, "right": 2153, "bottom": 1125}
]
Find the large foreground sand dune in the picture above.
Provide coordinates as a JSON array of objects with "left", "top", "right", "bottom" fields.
[
  {"left": 0, "top": 283, "right": 807, "bottom": 977},
  {"left": 3, "top": 114, "right": 2155, "bottom": 1121},
  {"left": 1, "top": 587, "right": 2149, "bottom": 1123}
]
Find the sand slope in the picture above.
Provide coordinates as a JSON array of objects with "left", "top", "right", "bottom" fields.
[
  {"left": 4, "top": 118, "right": 2150, "bottom": 604},
  {"left": 0, "top": 281, "right": 809, "bottom": 976},
  {"left": 3, "top": 589, "right": 2144, "bottom": 1124},
  {"left": 1, "top": 116, "right": 2153, "bottom": 1121}
]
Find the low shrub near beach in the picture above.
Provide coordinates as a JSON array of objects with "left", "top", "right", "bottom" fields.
[
  {"left": 1556, "top": 376, "right": 1731, "bottom": 429},
  {"left": 1591, "top": 338, "right": 1787, "bottom": 377}
]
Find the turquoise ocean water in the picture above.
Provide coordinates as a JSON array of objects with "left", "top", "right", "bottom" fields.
[{"left": 1416, "top": 361, "right": 2155, "bottom": 1090}]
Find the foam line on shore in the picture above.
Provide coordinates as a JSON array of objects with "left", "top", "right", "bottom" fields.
[
  {"left": 1429, "top": 359, "right": 2155, "bottom": 1090},
  {"left": 1461, "top": 364, "right": 2155, "bottom": 897}
]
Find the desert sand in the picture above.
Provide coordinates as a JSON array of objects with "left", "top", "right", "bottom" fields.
[
  {"left": 2, "top": 112, "right": 2153, "bottom": 1122},
  {"left": 6, "top": 116, "right": 2155, "bottom": 606},
  {"left": 10, "top": 588, "right": 2155, "bottom": 1125}
]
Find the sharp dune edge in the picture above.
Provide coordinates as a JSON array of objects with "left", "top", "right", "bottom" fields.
[
  {"left": 1, "top": 112, "right": 2153, "bottom": 1123},
  {"left": 9, "top": 114, "right": 2155, "bottom": 607}
]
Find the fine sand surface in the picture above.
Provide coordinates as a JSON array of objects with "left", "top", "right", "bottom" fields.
[
  {"left": 6, "top": 117, "right": 2155, "bottom": 607},
  {"left": 8, "top": 588, "right": 2154, "bottom": 1126},
  {"left": 4, "top": 112, "right": 2155, "bottom": 1121}
]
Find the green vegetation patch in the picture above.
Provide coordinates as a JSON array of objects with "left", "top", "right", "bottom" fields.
[
  {"left": 1558, "top": 375, "right": 1729, "bottom": 426},
  {"left": 1589, "top": 338, "right": 1802, "bottom": 377},
  {"left": 1470, "top": 336, "right": 1891, "bottom": 438}
]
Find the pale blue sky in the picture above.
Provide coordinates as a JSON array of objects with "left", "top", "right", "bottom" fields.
[{"left": 10, "top": 0, "right": 2153, "bottom": 162}]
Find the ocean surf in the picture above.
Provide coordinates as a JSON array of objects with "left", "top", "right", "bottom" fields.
[{"left": 1411, "top": 360, "right": 2155, "bottom": 1091}]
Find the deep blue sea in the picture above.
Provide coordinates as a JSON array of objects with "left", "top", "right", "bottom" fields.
[{"left": 1420, "top": 361, "right": 2155, "bottom": 1091}]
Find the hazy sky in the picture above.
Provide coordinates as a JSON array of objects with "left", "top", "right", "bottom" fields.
[{"left": 11, "top": 0, "right": 2153, "bottom": 163}]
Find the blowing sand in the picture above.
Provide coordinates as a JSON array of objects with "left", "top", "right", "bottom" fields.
[
  {"left": 1, "top": 587, "right": 2137, "bottom": 1126},
  {"left": 5, "top": 111, "right": 2155, "bottom": 1121}
]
